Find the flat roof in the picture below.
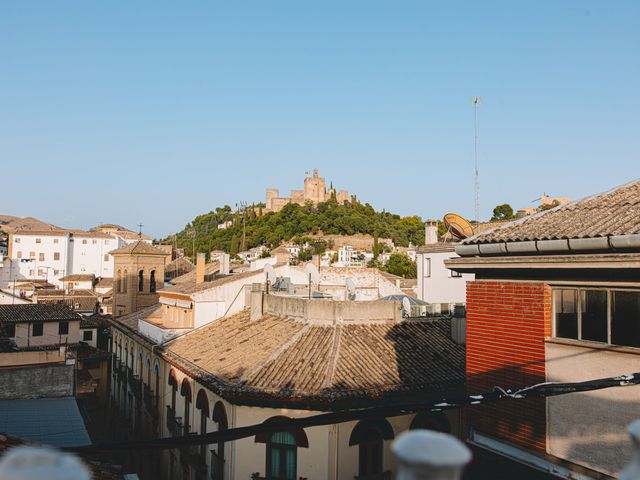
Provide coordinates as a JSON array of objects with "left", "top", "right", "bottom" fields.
[{"left": 0, "top": 397, "right": 91, "bottom": 447}]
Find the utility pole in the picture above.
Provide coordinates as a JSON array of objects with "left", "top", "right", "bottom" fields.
[{"left": 471, "top": 96, "right": 482, "bottom": 224}]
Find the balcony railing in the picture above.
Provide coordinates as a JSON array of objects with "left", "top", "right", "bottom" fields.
[
  {"left": 166, "top": 406, "right": 184, "bottom": 437},
  {"left": 128, "top": 373, "right": 142, "bottom": 396},
  {"left": 210, "top": 450, "right": 225, "bottom": 480},
  {"left": 180, "top": 434, "right": 207, "bottom": 473}
]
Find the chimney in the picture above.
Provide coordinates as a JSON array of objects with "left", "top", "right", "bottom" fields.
[
  {"left": 196, "top": 253, "right": 206, "bottom": 284},
  {"left": 219, "top": 253, "right": 230, "bottom": 275},
  {"left": 424, "top": 220, "right": 438, "bottom": 245}
]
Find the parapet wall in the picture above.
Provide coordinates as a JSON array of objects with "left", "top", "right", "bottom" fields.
[{"left": 259, "top": 293, "right": 402, "bottom": 324}]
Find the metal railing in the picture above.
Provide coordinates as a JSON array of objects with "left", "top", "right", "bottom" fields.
[
  {"left": 210, "top": 450, "right": 225, "bottom": 480},
  {"left": 165, "top": 406, "right": 184, "bottom": 437}
]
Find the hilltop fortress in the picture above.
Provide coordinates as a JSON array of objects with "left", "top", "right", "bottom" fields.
[{"left": 264, "top": 169, "right": 356, "bottom": 213}]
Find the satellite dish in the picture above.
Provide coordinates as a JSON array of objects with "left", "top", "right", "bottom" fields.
[
  {"left": 402, "top": 297, "right": 412, "bottom": 317},
  {"left": 264, "top": 263, "right": 276, "bottom": 282},
  {"left": 304, "top": 263, "right": 320, "bottom": 284},
  {"left": 345, "top": 278, "right": 356, "bottom": 301},
  {"left": 443, "top": 213, "right": 474, "bottom": 239}
]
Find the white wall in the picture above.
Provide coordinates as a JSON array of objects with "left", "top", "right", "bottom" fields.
[
  {"left": 70, "top": 235, "right": 114, "bottom": 279},
  {"left": 9, "top": 233, "right": 70, "bottom": 285},
  {"left": 416, "top": 251, "right": 473, "bottom": 307}
]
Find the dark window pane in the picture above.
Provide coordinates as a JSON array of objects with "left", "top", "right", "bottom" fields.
[
  {"left": 554, "top": 289, "right": 578, "bottom": 339},
  {"left": 4, "top": 324, "right": 16, "bottom": 337},
  {"left": 612, "top": 291, "right": 640, "bottom": 347},
  {"left": 59, "top": 321, "right": 69, "bottom": 335},
  {"left": 32, "top": 323, "right": 43, "bottom": 336},
  {"left": 581, "top": 290, "right": 608, "bottom": 342}
]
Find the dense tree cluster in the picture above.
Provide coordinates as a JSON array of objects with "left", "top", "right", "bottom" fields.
[{"left": 166, "top": 200, "right": 432, "bottom": 260}]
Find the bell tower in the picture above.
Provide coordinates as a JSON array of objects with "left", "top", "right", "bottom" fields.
[{"left": 110, "top": 241, "right": 167, "bottom": 317}]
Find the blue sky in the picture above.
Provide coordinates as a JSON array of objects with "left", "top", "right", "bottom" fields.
[{"left": 1, "top": 1, "right": 638, "bottom": 238}]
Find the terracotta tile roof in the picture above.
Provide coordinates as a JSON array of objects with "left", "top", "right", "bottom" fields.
[
  {"left": 165, "top": 257, "right": 195, "bottom": 279},
  {"left": 164, "top": 310, "right": 465, "bottom": 409},
  {"left": 161, "top": 267, "right": 271, "bottom": 295},
  {"left": 95, "top": 277, "right": 113, "bottom": 288},
  {"left": 59, "top": 274, "right": 95, "bottom": 282},
  {"left": 464, "top": 179, "right": 640, "bottom": 245},
  {"left": 169, "top": 260, "right": 217, "bottom": 284},
  {"left": 109, "top": 241, "right": 167, "bottom": 256},
  {"left": 0, "top": 304, "right": 82, "bottom": 323}
]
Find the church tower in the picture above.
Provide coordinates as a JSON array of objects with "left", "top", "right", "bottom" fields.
[{"left": 110, "top": 241, "right": 167, "bottom": 317}]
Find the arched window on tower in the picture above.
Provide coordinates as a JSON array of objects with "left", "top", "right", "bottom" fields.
[
  {"left": 138, "top": 269, "right": 144, "bottom": 292},
  {"left": 116, "top": 270, "right": 122, "bottom": 293},
  {"left": 123, "top": 270, "right": 128, "bottom": 293},
  {"left": 150, "top": 270, "right": 156, "bottom": 293}
]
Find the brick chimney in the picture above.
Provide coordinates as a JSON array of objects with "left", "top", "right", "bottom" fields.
[
  {"left": 425, "top": 220, "right": 439, "bottom": 245},
  {"left": 196, "top": 253, "right": 206, "bottom": 284}
]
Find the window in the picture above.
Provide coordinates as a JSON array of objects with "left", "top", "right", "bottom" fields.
[
  {"left": 116, "top": 270, "right": 122, "bottom": 293},
  {"left": 82, "top": 239, "right": 88, "bottom": 245},
  {"left": 36, "top": 238, "right": 41, "bottom": 244},
  {"left": 424, "top": 258, "right": 431, "bottom": 278},
  {"left": 14, "top": 238, "right": 20, "bottom": 243},
  {"left": 92, "top": 239, "right": 97, "bottom": 244},
  {"left": 83, "top": 330, "right": 93, "bottom": 341},
  {"left": 104, "top": 254, "right": 109, "bottom": 262},
  {"left": 16, "top": 251, "right": 22, "bottom": 259},
  {"left": 554, "top": 288, "right": 640, "bottom": 348},
  {"left": 123, "top": 270, "right": 128, "bottom": 293},
  {"left": 53, "top": 238, "right": 59, "bottom": 244},
  {"left": 58, "top": 321, "right": 69, "bottom": 335},
  {"left": 349, "top": 418, "right": 394, "bottom": 478},
  {"left": 29, "top": 251, "right": 35, "bottom": 258},
  {"left": 266, "top": 432, "right": 297, "bottom": 480},
  {"left": 358, "top": 429, "right": 383, "bottom": 478},
  {"left": 32, "top": 323, "right": 43, "bottom": 336},
  {"left": 150, "top": 270, "right": 156, "bottom": 293},
  {"left": 612, "top": 291, "right": 640, "bottom": 347},
  {"left": 54, "top": 270, "right": 60, "bottom": 275},
  {"left": 54, "top": 252, "right": 60, "bottom": 261},
  {"left": 554, "top": 289, "right": 578, "bottom": 339},
  {"left": 39, "top": 253, "right": 45, "bottom": 261},
  {"left": 451, "top": 269, "right": 462, "bottom": 278},
  {"left": 138, "top": 270, "right": 144, "bottom": 292},
  {"left": 4, "top": 324, "right": 15, "bottom": 337}
]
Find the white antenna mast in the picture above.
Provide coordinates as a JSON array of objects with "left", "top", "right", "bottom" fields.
[{"left": 471, "top": 96, "right": 482, "bottom": 224}]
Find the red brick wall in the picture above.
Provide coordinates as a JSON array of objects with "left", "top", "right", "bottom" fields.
[{"left": 466, "top": 280, "right": 551, "bottom": 453}]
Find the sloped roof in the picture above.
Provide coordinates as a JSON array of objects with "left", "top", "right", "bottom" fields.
[
  {"left": 465, "top": 179, "right": 640, "bottom": 245},
  {"left": 59, "top": 274, "right": 95, "bottom": 282},
  {"left": 0, "top": 304, "right": 82, "bottom": 323},
  {"left": 169, "top": 260, "right": 217, "bottom": 284},
  {"left": 109, "top": 241, "right": 166, "bottom": 256},
  {"left": 164, "top": 309, "right": 465, "bottom": 409},
  {"left": 162, "top": 267, "right": 269, "bottom": 295}
]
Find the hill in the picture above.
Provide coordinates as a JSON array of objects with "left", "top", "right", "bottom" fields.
[{"left": 167, "top": 200, "right": 442, "bottom": 259}]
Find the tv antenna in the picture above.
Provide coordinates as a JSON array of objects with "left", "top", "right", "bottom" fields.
[
  {"left": 264, "top": 263, "right": 276, "bottom": 294},
  {"left": 471, "top": 96, "right": 482, "bottom": 224},
  {"left": 137, "top": 223, "right": 144, "bottom": 238},
  {"left": 304, "top": 263, "right": 320, "bottom": 299}
]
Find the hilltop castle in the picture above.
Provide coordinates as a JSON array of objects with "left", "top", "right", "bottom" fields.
[{"left": 264, "top": 169, "right": 356, "bottom": 213}]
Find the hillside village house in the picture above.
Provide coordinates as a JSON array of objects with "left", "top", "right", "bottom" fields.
[{"left": 446, "top": 179, "right": 640, "bottom": 478}]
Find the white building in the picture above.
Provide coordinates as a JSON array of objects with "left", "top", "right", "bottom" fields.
[
  {"left": 335, "top": 245, "right": 368, "bottom": 267},
  {"left": 416, "top": 221, "right": 474, "bottom": 313},
  {"left": 3, "top": 226, "right": 149, "bottom": 289}
]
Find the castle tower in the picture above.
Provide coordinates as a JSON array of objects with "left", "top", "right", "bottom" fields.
[
  {"left": 304, "top": 168, "right": 327, "bottom": 204},
  {"left": 110, "top": 241, "right": 167, "bottom": 317}
]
